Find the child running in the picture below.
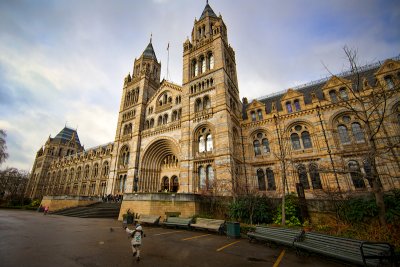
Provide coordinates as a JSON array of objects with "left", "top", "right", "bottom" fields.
[{"left": 125, "top": 224, "right": 145, "bottom": 261}]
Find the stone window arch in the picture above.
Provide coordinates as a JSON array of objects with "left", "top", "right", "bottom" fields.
[
  {"left": 157, "top": 116, "right": 162, "bottom": 126},
  {"left": 102, "top": 161, "right": 109, "bottom": 177},
  {"left": 206, "top": 165, "right": 214, "bottom": 189},
  {"left": 251, "top": 111, "right": 256, "bottom": 121},
  {"left": 286, "top": 102, "right": 293, "bottom": 113},
  {"left": 76, "top": 167, "right": 81, "bottom": 181},
  {"left": 309, "top": 163, "right": 322, "bottom": 189},
  {"left": 192, "top": 59, "right": 198, "bottom": 77},
  {"left": 119, "top": 146, "right": 130, "bottom": 166},
  {"left": 252, "top": 132, "right": 270, "bottom": 156},
  {"left": 339, "top": 87, "right": 349, "bottom": 100},
  {"left": 203, "top": 95, "right": 211, "bottom": 109},
  {"left": 84, "top": 165, "right": 90, "bottom": 180},
  {"left": 69, "top": 168, "right": 74, "bottom": 183},
  {"left": 195, "top": 126, "right": 213, "bottom": 154},
  {"left": 290, "top": 124, "right": 313, "bottom": 150},
  {"left": 294, "top": 99, "right": 301, "bottom": 111},
  {"left": 297, "top": 164, "right": 310, "bottom": 189},
  {"left": 150, "top": 118, "right": 154, "bottom": 128},
  {"left": 348, "top": 160, "right": 365, "bottom": 188},
  {"left": 257, "top": 109, "right": 263, "bottom": 120},
  {"left": 171, "top": 176, "right": 179, "bottom": 192},
  {"left": 195, "top": 98, "right": 202, "bottom": 112},
  {"left": 161, "top": 176, "right": 169, "bottom": 191},
  {"left": 199, "top": 166, "right": 206, "bottom": 189},
  {"left": 384, "top": 75, "right": 394, "bottom": 89},
  {"left": 334, "top": 114, "right": 365, "bottom": 145},
  {"left": 163, "top": 114, "right": 168, "bottom": 124},
  {"left": 266, "top": 168, "right": 276, "bottom": 190},
  {"left": 257, "top": 169, "right": 266, "bottom": 191},
  {"left": 93, "top": 163, "right": 99, "bottom": 178},
  {"left": 329, "top": 90, "right": 338, "bottom": 103},
  {"left": 199, "top": 55, "right": 206, "bottom": 74},
  {"left": 207, "top": 52, "right": 214, "bottom": 70}
]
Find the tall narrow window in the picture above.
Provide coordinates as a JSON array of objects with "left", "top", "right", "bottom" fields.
[
  {"left": 257, "top": 109, "right": 263, "bottom": 120},
  {"left": 291, "top": 133, "right": 301, "bottom": 150},
  {"left": 286, "top": 102, "right": 293, "bottom": 113},
  {"left": 298, "top": 164, "right": 310, "bottom": 189},
  {"left": 251, "top": 111, "right": 256, "bottom": 121},
  {"left": 199, "top": 136, "right": 206, "bottom": 152},
  {"left": 262, "top": 139, "right": 270, "bottom": 153},
  {"left": 349, "top": 160, "right": 365, "bottom": 188},
  {"left": 194, "top": 61, "right": 198, "bottom": 76},
  {"left": 206, "top": 165, "right": 214, "bottom": 189},
  {"left": 266, "top": 168, "right": 276, "bottom": 190},
  {"left": 206, "top": 134, "right": 213, "bottom": 151},
  {"left": 329, "top": 90, "right": 338, "bottom": 103},
  {"left": 257, "top": 169, "right": 266, "bottom": 191},
  {"left": 203, "top": 96, "right": 211, "bottom": 109},
  {"left": 209, "top": 54, "right": 214, "bottom": 70},
  {"left": 301, "top": 131, "right": 312, "bottom": 149},
  {"left": 309, "top": 164, "right": 322, "bottom": 189},
  {"left": 339, "top": 88, "right": 349, "bottom": 100},
  {"left": 196, "top": 99, "right": 202, "bottom": 112},
  {"left": 201, "top": 57, "right": 206, "bottom": 73},
  {"left": 199, "top": 166, "right": 206, "bottom": 189},
  {"left": 338, "top": 125, "right": 350, "bottom": 144},
  {"left": 253, "top": 140, "right": 261, "bottom": 156},
  {"left": 294, "top": 100, "right": 301, "bottom": 111},
  {"left": 363, "top": 160, "right": 373, "bottom": 187},
  {"left": 384, "top": 76, "right": 394, "bottom": 89},
  {"left": 351, "top": 123, "right": 365, "bottom": 142}
]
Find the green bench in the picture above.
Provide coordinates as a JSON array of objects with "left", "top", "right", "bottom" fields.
[
  {"left": 162, "top": 217, "right": 193, "bottom": 229},
  {"left": 247, "top": 226, "right": 304, "bottom": 247},
  {"left": 136, "top": 214, "right": 161, "bottom": 225},
  {"left": 190, "top": 218, "right": 225, "bottom": 234},
  {"left": 294, "top": 232, "right": 397, "bottom": 267}
]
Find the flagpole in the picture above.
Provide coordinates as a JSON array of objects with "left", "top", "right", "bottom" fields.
[{"left": 167, "top": 42, "right": 170, "bottom": 81}]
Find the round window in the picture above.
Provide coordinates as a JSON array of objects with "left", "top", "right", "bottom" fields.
[{"left": 294, "top": 125, "right": 302, "bottom": 131}]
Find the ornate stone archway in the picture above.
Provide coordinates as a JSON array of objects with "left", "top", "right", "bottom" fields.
[{"left": 139, "top": 138, "right": 180, "bottom": 192}]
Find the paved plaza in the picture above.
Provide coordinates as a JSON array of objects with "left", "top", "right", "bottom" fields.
[{"left": 0, "top": 210, "right": 346, "bottom": 267}]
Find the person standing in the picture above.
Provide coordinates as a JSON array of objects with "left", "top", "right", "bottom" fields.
[{"left": 125, "top": 224, "right": 145, "bottom": 261}]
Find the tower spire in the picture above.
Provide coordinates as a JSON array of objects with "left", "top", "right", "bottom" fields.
[{"left": 150, "top": 33, "right": 152, "bottom": 43}]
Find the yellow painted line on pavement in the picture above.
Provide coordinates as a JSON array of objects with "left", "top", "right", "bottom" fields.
[
  {"left": 216, "top": 240, "right": 240, "bottom": 252},
  {"left": 181, "top": 234, "right": 211, "bottom": 241},
  {"left": 153, "top": 230, "right": 183, "bottom": 236},
  {"left": 273, "top": 249, "right": 286, "bottom": 267}
]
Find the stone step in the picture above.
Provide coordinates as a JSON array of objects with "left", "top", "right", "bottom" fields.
[{"left": 51, "top": 202, "right": 121, "bottom": 218}]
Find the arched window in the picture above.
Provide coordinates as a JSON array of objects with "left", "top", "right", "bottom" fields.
[
  {"left": 199, "top": 166, "right": 206, "bottom": 189},
  {"left": 206, "top": 165, "right": 214, "bottom": 189},
  {"left": 286, "top": 102, "right": 293, "bottom": 113},
  {"left": 157, "top": 116, "right": 162, "bottom": 126},
  {"left": 102, "top": 161, "right": 109, "bottom": 177},
  {"left": 163, "top": 114, "right": 168, "bottom": 124},
  {"left": 363, "top": 160, "right": 373, "bottom": 187},
  {"left": 208, "top": 53, "right": 214, "bottom": 70},
  {"left": 251, "top": 111, "right": 256, "bottom": 121},
  {"left": 84, "top": 165, "right": 90, "bottom": 180},
  {"left": 253, "top": 140, "right": 261, "bottom": 156},
  {"left": 76, "top": 167, "right": 81, "bottom": 181},
  {"left": 196, "top": 98, "right": 202, "bottom": 112},
  {"left": 172, "top": 110, "right": 177, "bottom": 121},
  {"left": 348, "top": 160, "right": 365, "bottom": 188},
  {"left": 351, "top": 123, "right": 364, "bottom": 142},
  {"left": 150, "top": 118, "right": 154, "bottom": 128},
  {"left": 262, "top": 138, "right": 270, "bottom": 153},
  {"left": 200, "top": 56, "right": 206, "bottom": 73},
  {"left": 339, "top": 88, "right": 349, "bottom": 100},
  {"left": 194, "top": 60, "right": 198, "bottom": 76},
  {"left": 199, "top": 136, "right": 206, "bottom": 152},
  {"left": 206, "top": 134, "right": 213, "bottom": 151},
  {"left": 329, "top": 90, "right": 338, "bottom": 103},
  {"left": 162, "top": 176, "right": 169, "bottom": 191},
  {"left": 120, "top": 146, "right": 130, "bottom": 166},
  {"left": 338, "top": 125, "right": 350, "bottom": 144},
  {"left": 309, "top": 164, "right": 322, "bottom": 189},
  {"left": 257, "top": 109, "right": 263, "bottom": 120},
  {"left": 172, "top": 176, "right": 179, "bottom": 192},
  {"left": 384, "top": 75, "right": 394, "bottom": 89},
  {"left": 203, "top": 96, "right": 211, "bottom": 109},
  {"left": 291, "top": 133, "right": 301, "bottom": 150},
  {"left": 294, "top": 100, "right": 301, "bottom": 111},
  {"left": 301, "top": 131, "right": 312, "bottom": 149},
  {"left": 93, "top": 163, "right": 99, "bottom": 178},
  {"left": 266, "top": 168, "right": 276, "bottom": 190},
  {"left": 298, "top": 164, "right": 310, "bottom": 189},
  {"left": 257, "top": 169, "right": 266, "bottom": 191}
]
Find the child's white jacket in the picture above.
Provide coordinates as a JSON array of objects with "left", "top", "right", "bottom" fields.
[{"left": 126, "top": 228, "right": 143, "bottom": 246}]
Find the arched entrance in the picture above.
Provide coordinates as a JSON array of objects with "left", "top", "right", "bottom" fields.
[{"left": 140, "top": 138, "right": 180, "bottom": 192}]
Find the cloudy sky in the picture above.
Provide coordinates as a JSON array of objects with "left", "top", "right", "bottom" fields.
[{"left": 0, "top": 0, "right": 399, "bottom": 171}]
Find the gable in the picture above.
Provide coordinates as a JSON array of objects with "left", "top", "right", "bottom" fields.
[
  {"left": 280, "top": 89, "right": 303, "bottom": 101},
  {"left": 375, "top": 59, "right": 400, "bottom": 76},
  {"left": 322, "top": 76, "right": 351, "bottom": 90}
]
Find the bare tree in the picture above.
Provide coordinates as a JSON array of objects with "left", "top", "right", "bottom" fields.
[
  {"left": 0, "top": 129, "right": 8, "bottom": 165},
  {"left": 0, "top": 168, "right": 30, "bottom": 203},
  {"left": 323, "top": 47, "right": 400, "bottom": 226}
]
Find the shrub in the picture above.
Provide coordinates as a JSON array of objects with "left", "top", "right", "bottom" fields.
[
  {"left": 228, "top": 195, "right": 274, "bottom": 225},
  {"left": 273, "top": 193, "right": 302, "bottom": 226}
]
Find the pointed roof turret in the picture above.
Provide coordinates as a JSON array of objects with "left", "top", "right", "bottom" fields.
[
  {"left": 54, "top": 126, "right": 81, "bottom": 146},
  {"left": 199, "top": 1, "right": 218, "bottom": 20},
  {"left": 142, "top": 36, "right": 158, "bottom": 61}
]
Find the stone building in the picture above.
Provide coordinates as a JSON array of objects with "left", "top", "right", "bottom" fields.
[{"left": 26, "top": 3, "right": 400, "bottom": 201}]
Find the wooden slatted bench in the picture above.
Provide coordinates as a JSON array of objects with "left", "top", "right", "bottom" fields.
[
  {"left": 247, "top": 226, "right": 304, "bottom": 247},
  {"left": 162, "top": 217, "right": 193, "bottom": 229},
  {"left": 294, "top": 232, "right": 396, "bottom": 267},
  {"left": 190, "top": 218, "right": 225, "bottom": 234},
  {"left": 136, "top": 214, "right": 161, "bottom": 226}
]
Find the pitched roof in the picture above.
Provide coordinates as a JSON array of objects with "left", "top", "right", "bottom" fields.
[
  {"left": 142, "top": 41, "right": 158, "bottom": 61},
  {"left": 199, "top": 3, "right": 218, "bottom": 20},
  {"left": 54, "top": 127, "right": 81, "bottom": 146}
]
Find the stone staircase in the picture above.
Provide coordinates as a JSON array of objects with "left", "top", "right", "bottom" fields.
[{"left": 51, "top": 202, "right": 121, "bottom": 218}]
